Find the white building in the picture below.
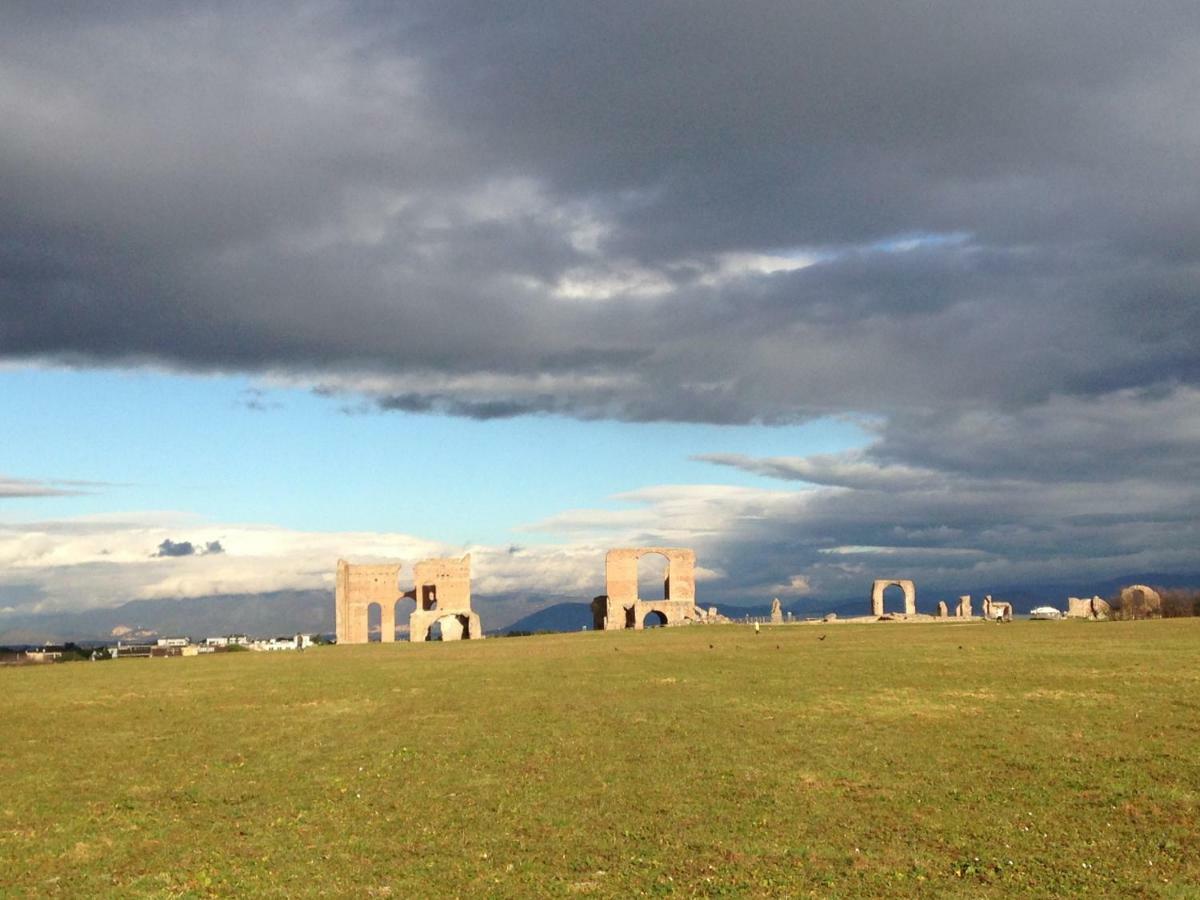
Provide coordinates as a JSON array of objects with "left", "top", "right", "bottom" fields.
[
  {"left": 247, "top": 633, "right": 315, "bottom": 652},
  {"left": 204, "top": 634, "right": 251, "bottom": 647}
]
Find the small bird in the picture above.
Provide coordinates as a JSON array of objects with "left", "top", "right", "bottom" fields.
[{"left": 818, "top": 634, "right": 827, "bottom": 641}]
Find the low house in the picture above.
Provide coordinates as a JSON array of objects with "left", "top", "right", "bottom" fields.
[
  {"left": 25, "top": 647, "right": 64, "bottom": 662},
  {"left": 248, "top": 634, "right": 315, "bottom": 652},
  {"left": 111, "top": 642, "right": 155, "bottom": 659},
  {"left": 204, "top": 634, "right": 251, "bottom": 647},
  {"left": 249, "top": 636, "right": 297, "bottom": 651}
]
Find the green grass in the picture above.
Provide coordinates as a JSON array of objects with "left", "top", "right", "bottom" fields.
[{"left": 3, "top": 620, "right": 1199, "bottom": 897}]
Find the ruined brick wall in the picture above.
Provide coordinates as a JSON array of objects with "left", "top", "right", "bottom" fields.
[
  {"left": 335, "top": 560, "right": 403, "bottom": 644},
  {"left": 601, "top": 548, "right": 697, "bottom": 630}
]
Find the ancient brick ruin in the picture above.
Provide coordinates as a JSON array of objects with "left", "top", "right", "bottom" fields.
[
  {"left": 591, "top": 547, "right": 722, "bottom": 630},
  {"left": 1118, "top": 584, "right": 1163, "bottom": 619},
  {"left": 870, "top": 579, "right": 917, "bottom": 617},
  {"left": 335, "top": 555, "right": 482, "bottom": 643},
  {"left": 982, "top": 595, "right": 1013, "bottom": 621},
  {"left": 1066, "top": 595, "right": 1111, "bottom": 619},
  {"left": 334, "top": 561, "right": 403, "bottom": 644}
]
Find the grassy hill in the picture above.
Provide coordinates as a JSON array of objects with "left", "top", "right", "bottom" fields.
[{"left": 3, "top": 619, "right": 1199, "bottom": 896}]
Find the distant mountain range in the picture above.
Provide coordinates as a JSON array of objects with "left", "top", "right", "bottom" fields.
[
  {"left": 500, "top": 600, "right": 792, "bottom": 634},
  {"left": 0, "top": 590, "right": 333, "bottom": 646},
  {"left": 500, "top": 573, "right": 1200, "bottom": 634},
  {"left": 3, "top": 572, "right": 1197, "bottom": 644}
]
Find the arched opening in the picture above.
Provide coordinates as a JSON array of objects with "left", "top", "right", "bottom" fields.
[
  {"left": 642, "top": 610, "right": 669, "bottom": 629},
  {"left": 394, "top": 597, "right": 416, "bottom": 641},
  {"left": 880, "top": 583, "right": 907, "bottom": 616},
  {"left": 449, "top": 614, "right": 471, "bottom": 640},
  {"left": 425, "top": 614, "right": 471, "bottom": 642},
  {"left": 366, "top": 602, "right": 382, "bottom": 642},
  {"left": 637, "top": 552, "right": 670, "bottom": 601},
  {"left": 420, "top": 584, "right": 438, "bottom": 612}
]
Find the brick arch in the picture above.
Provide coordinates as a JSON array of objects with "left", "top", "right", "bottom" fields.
[
  {"left": 1120, "top": 584, "right": 1163, "bottom": 619},
  {"left": 871, "top": 579, "right": 916, "bottom": 617},
  {"left": 336, "top": 556, "right": 483, "bottom": 644},
  {"left": 335, "top": 560, "right": 403, "bottom": 643},
  {"left": 593, "top": 547, "right": 700, "bottom": 631}
]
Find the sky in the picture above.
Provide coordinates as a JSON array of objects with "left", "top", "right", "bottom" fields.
[{"left": 2, "top": 2, "right": 1198, "bottom": 628}]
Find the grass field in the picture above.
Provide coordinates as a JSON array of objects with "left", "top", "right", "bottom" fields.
[{"left": 3, "top": 619, "right": 1199, "bottom": 897}]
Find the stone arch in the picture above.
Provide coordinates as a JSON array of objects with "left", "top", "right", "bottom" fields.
[
  {"left": 595, "top": 547, "right": 699, "bottom": 631},
  {"left": 335, "top": 560, "right": 403, "bottom": 644},
  {"left": 337, "top": 556, "right": 483, "bottom": 644},
  {"left": 408, "top": 556, "right": 482, "bottom": 643},
  {"left": 871, "top": 579, "right": 916, "bottom": 617},
  {"left": 637, "top": 551, "right": 671, "bottom": 601},
  {"left": 642, "top": 609, "right": 669, "bottom": 628},
  {"left": 1120, "top": 584, "right": 1162, "bottom": 619},
  {"left": 366, "top": 602, "right": 383, "bottom": 642},
  {"left": 606, "top": 548, "right": 695, "bottom": 606},
  {"left": 426, "top": 614, "right": 473, "bottom": 641},
  {"left": 393, "top": 596, "right": 416, "bottom": 641}
]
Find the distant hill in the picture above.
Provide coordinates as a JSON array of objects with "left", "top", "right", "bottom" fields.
[
  {"left": 500, "top": 602, "right": 593, "bottom": 634},
  {"left": 500, "top": 599, "right": 854, "bottom": 633},
  {"left": 498, "top": 572, "right": 1200, "bottom": 634},
  {"left": 4, "top": 572, "right": 1197, "bottom": 644}
]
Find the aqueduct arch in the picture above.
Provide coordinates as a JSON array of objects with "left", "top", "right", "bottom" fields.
[
  {"left": 335, "top": 556, "right": 483, "bottom": 643},
  {"left": 1119, "top": 584, "right": 1163, "bottom": 619},
  {"left": 426, "top": 613, "right": 477, "bottom": 642},
  {"left": 408, "top": 556, "right": 481, "bottom": 643},
  {"left": 642, "top": 610, "right": 669, "bottom": 628},
  {"left": 336, "top": 562, "right": 404, "bottom": 644},
  {"left": 592, "top": 547, "right": 702, "bottom": 631},
  {"left": 871, "top": 579, "right": 917, "bottom": 617}
]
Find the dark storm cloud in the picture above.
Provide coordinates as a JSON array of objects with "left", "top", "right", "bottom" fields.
[
  {"left": 688, "top": 386, "right": 1200, "bottom": 599},
  {"left": 154, "top": 539, "right": 196, "bottom": 558},
  {"left": 2, "top": 1, "right": 1197, "bottom": 413},
  {"left": 153, "top": 539, "right": 224, "bottom": 558},
  {"left": 2, "top": 2, "right": 1198, "bottom": 585}
]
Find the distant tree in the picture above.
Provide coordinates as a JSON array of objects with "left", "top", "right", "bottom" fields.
[{"left": 1159, "top": 588, "right": 1200, "bottom": 618}]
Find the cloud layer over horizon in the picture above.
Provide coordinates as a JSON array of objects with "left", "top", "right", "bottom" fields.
[{"left": 2, "top": 2, "right": 1198, "bottom": 607}]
